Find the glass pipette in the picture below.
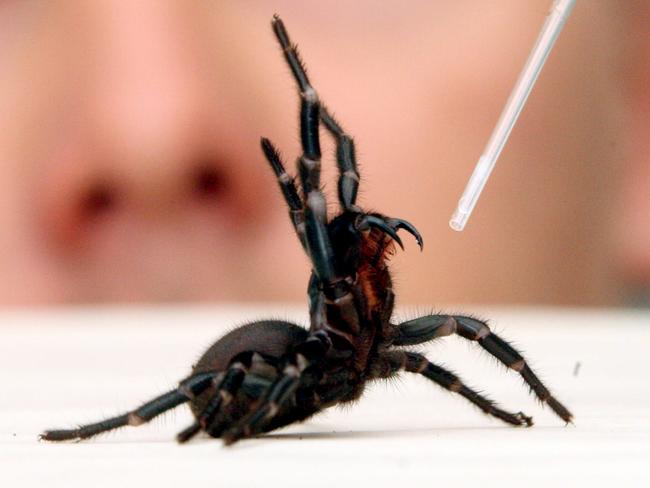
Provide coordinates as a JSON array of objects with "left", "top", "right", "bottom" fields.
[{"left": 449, "top": 0, "right": 576, "bottom": 231}]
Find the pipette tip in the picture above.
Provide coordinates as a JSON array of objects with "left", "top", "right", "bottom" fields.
[{"left": 449, "top": 209, "right": 469, "bottom": 232}]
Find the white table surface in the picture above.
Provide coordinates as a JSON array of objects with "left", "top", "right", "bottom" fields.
[{"left": 1, "top": 305, "right": 649, "bottom": 487}]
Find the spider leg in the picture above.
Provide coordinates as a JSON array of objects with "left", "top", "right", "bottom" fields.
[
  {"left": 392, "top": 315, "right": 458, "bottom": 346},
  {"left": 260, "top": 138, "right": 308, "bottom": 252},
  {"left": 271, "top": 17, "right": 363, "bottom": 350},
  {"left": 178, "top": 355, "right": 286, "bottom": 443},
  {"left": 372, "top": 350, "right": 533, "bottom": 426},
  {"left": 271, "top": 16, "right": 340, "bottom": 286},
  {"left": 274, "top": 16, "right": 359, "bottom": 212},
  {"left": 41, "top": 372, "right": 215, "bottom": 441},
  {"left": 221, "top": 331, "right": 331, "bottom": 445},
  {"left": 202, "top": 353, "right": 283, "bottom": 437},
  {"left": 393, "top": 314, "right": 573, "bottom": 423},
  {"left": 176, "top": 355, "right": 252, "bottom": 443},
  {"left": 198, "top": 372, "right": 277, "bottom": 439},
  {"left": 175, "top": 421, "right": 201, "bottom": 443},
  {"left": 271, "top": 16, "right": 321, "bottom": 198},
  {"left": 222, "top": 365, "right": 302, "bottom": 445},
  {"left": 320, "top": 108, "right": 360, "bottom": 211}
]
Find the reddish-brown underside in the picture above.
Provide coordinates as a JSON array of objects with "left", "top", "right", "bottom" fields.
[{"left": 357, "top": 230, "right": 395, "bottom": 316}]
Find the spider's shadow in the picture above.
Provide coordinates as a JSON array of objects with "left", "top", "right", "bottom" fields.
[
  {"left": 210, "top": 424, "right": 524, "bottom": 449},
  {"left": 262, "top": 428, "right": 426, "bottom": 441},
  {"left": 262, "top": 424, "right": 514, "bottom": 441}
]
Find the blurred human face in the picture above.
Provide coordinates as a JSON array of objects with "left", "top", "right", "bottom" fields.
[
  {"left": 0, "top": 1, "right": 644, "bottom": 305},
  {"left": 0, "top": 1, "right": 287, "bottom": 302}
]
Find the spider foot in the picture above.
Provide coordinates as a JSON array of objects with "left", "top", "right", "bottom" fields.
[
  {"left": 547, "top": 396, "right": 573, "bottom": 424},
  {"left": 515, "top": 411, "right": 534, "bottom": 427},
  {"left": 176, "top": 421, "right": 201, "bottom": 443},
  {"left": 40, "top": 430, "right": 79, "bottom": 442},
  {"left": 222, "top": 426, "right": 249, "bottom": 446},
  {"left": 222, "top": 404, "right": 274, "bottom": 445},
  {"left": 493, "top": 409, "right": 534, "bottom": 427}
]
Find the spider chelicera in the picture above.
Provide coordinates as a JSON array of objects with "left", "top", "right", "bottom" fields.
[{"left": 41, "top": 15, "right": 572, "bottom": 446}]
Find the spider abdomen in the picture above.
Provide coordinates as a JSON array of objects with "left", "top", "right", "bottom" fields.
[{"left": 192, "top": 320, "right": 308, "bottom": 374}]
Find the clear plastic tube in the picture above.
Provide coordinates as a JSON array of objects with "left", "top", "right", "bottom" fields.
[{"left": 449, "top": 0, "right": 576, "bottom": 231}]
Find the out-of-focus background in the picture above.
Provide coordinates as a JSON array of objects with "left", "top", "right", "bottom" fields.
[{"left": 1, "top": 0, "right": 649, "bottom": 307}]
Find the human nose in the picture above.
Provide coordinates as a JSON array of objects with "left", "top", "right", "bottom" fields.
[{"left": 86, "top": 0, "right": 218, "bottom": 208}]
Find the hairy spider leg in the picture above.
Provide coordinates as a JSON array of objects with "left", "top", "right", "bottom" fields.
[
  {"left": 319, "top": 108, "right": 360, "bottom": 211},
  {"left": 372, "top": 350, "right": 533, "bottom": 426},
  {"left": 199, "top": 352, "right": 287, "bottom": 439},
  {"left": 272, "top": 19, "right": 418, "bottom": 239},
  {"left": 175, "top": 421, "right": 201, "bottom": 443},
  {"left": 273, "top": 13, "right": 360, "bottom": 212},
  {"left": 270, "top": 16, "right": 363, "bottom": 335},
  {"left": 393, "top": 315, "right": 573, "bottom": 423},
  {"left": 260, "top": 138, "right": 308, "bottom": 252},
  {"left": 222, "top": 330, "right": 331, "bottom": 444},
  {"left": 271, "top": 15, "right": 339, "bottom": 287},
  {"left": 176, "top": 353, "right": 251, "bottom": 443},
  {"left": 40, "top": 372, "right": 216, "bottom": 441}
]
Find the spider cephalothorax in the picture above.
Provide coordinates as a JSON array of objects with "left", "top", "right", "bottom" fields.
[{"left": 41, "top": 15, "right": 571, "bottom": 446}]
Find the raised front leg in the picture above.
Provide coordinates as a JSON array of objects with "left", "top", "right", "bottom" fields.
[
  {"left": 319, "top": 108, "right": 360, "bottom": 212},
  {"left": 393, "top": 314, "right": 573, "bottom": 423},
  {"left": 260, "top": 138, "right": 308, "bottom": 252},
  {"left": 269, "top": 15, "right": 342, "bottom": 286}
]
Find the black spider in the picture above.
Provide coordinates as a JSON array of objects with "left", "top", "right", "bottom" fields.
[{"left": 41, "top": 15, "right": 572, "bottom": 446}]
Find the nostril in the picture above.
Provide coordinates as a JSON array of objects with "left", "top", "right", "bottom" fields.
[
  {"left": 192, "top": 165, "right": 227, "bottom": 201},
  {"left": 79, "top": 182, "right": 117, "bottom": 221},
  {"left": 43, "top": 179, "right": 120, "bottom": 251}
]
